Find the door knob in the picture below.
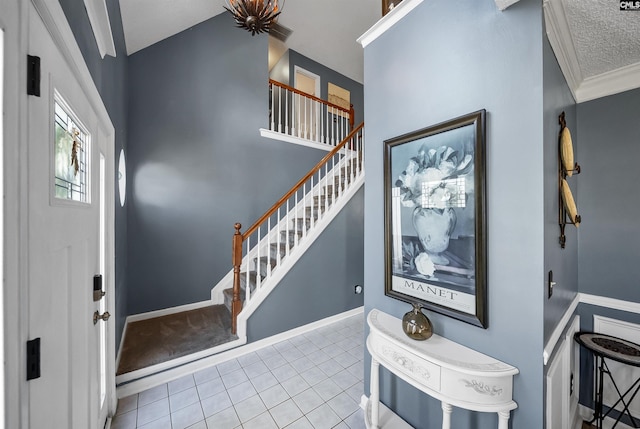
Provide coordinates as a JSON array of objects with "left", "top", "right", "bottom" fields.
[{"left": 93, "top": 311, "right": 111, "bottom": 325}]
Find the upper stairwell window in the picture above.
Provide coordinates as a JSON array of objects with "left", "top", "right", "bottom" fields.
[
  {"left": 54, "top": 96, "right": 90, "bottom": 203},
  {"left": 328, "top": 82, "right": 351, "bottom": 119}
]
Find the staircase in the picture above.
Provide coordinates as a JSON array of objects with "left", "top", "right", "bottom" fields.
[
  {"left": 211, "top": 123, "right": 365, "bottom": 339},
  {"left": 116, "top": 85, "right": 364, "bottom": 386}
]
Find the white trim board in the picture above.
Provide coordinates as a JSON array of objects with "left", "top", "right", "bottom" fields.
[
  {"left": 83, "top": 0, "right": 116, "bottom": 58},
  {"left": 357, "top": 0, "right": 424, "bottom": 48},
  {"left": 260, "top": 128, "right": 335, "bottom": 152},
  {"left": 544, "top": 294, "right": 580, "bottom": 365},
  {"left": 580, "top": 293, "right": 640, "bottom": 314},
  {"left": 544, "top": 293, "right": 640, "bottom": 365},
  {"left": 116, "top": 306, "right": 364, "bottom": 398},
  {"left": 125, "top": 299, "right": 213, "bottom": 324}
]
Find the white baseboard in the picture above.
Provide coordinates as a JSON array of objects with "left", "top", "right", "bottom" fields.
[
  {"left": 361, "top": 395, "right": 413, "bottom": 429},
  {"left": 116, "top": 306, "right": 364, "bottom": 398},
  {"left": 125, "top": 300, "right": 213, "bottom": 323}
]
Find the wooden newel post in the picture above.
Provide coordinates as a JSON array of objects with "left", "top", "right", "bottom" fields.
[{"left": 231, "top": 223, "right": 243, "bottom": 335}]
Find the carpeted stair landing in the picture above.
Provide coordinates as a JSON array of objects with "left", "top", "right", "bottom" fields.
[{"left": 117, "top": 304, "right": 237, "bottom": 375}]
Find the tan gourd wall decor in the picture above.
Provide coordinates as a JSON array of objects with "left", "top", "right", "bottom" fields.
[{"left": 558, "top": 111, "right": 581, "bottom": 248}]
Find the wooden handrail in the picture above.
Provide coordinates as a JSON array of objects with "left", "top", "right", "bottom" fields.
[
  {"left": 230, "top": 122, "right": 364, "bottom": 334},
  {"left": 242, "top": 122, "right": 364, "bottom": 240},
  {"left": 269, "top": 79, "right": 352, "bottom": 115}
]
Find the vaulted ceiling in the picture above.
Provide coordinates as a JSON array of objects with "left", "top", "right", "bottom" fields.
[{"left": 113, "top": 0, "right": 640, "bottom": 99}]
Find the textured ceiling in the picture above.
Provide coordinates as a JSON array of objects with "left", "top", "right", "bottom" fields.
[{"left": 564, "top": 0, "right": 640, "bottom": 78}]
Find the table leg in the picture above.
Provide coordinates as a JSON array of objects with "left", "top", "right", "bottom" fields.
[
  {"left": 441, "top": 402, "right": 452, "bottom": 429},
  {"left": 596, "top": 356, "right": 604, "bottom": 429},
  {"left": 371, "top": 358, "right": 380, "bottom": 429},
  {"left": 498, "top": 410, "right": 510, "bottom": 429}
]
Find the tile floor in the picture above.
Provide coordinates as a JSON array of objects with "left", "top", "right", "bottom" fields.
[{"left": 111, "top": 314, "right": 366, "bottom": 429}]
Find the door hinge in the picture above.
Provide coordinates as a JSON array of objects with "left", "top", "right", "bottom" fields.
[
  {"left": 27, "top": 55, "right": 41, "bottom": 97},
  {"left": 26, "top": 338, "right": 41, "bottom": 380},
  {"left": 570, "top": 371, "right": 574, "bottom": 396}
]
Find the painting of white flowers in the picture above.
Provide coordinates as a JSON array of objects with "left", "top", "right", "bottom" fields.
[{"left": 384, "top": 110, "right": 487, "bottom": 328}]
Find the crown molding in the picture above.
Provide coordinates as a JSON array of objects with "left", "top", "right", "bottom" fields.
[
  {"left": 575, "top": 61, "right": 640, "bottom": 103},
  {"left": 543, "top": 0, "right": 582, "bottom": 101},
  {"left": 83, "top": 0, "right": 116, "bottom": 58},
  {"left": 544, "top": 0, "right": 640, "bottom": 103}
]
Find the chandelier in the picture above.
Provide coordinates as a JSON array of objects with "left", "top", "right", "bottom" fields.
[{"left": 224, "top": 0, "right": 284, "bottom": 36}]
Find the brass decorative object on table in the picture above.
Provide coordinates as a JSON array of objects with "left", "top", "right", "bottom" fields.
[
  {"left": 558, "top": 111, "right": 581, "bottom": 248},
  {"left": 402, "top": 303, "right": 433, "bottom": 341}
]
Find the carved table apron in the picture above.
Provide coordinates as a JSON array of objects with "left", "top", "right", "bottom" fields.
[{"left": 366, "top": 309, "right": 519, "bottom": 429}]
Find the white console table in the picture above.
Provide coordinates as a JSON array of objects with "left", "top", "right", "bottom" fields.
[{"left": 366, "top": 309, "right": 519, "bottom": 429}]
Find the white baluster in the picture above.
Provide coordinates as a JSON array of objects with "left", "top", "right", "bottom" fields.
[
  {"left": 245, "top": 236, "right": 250, "bottom": 303},
  {"left": 321, "top": 103, "right": 325, "bottom": 144},
  {"left": 285, "top": 87, "right": 289, "bottom": 135},
  {"left": 270, "top": 83, "right": 275, "bottom": 132},
  {"left": 277, "top": 86, "right": 281, "bottom": 133},
  {"left": 267, "top": 217, "right": 271, "bottom": 277},
  {"left": 276, "top": 208, "right": 281, "bottom": 265},
  {"left": 285, "top": 200, "right": 290, "bottom": 257},
  {"left": 256, "top": 227, "right": 261, "bottom": 291},
  {"left": 294, "top": 192, "right": 299, "bottom": 246}
]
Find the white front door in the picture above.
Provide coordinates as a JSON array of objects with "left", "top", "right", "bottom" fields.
[{"left": 26, "top": 2, "right": 115, "bottom": 428}]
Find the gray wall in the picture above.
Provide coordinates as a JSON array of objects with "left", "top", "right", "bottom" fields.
[
  {"left": 575, "top": 87, "right": 640, "bottom": 415},
  {"left": 126, "top": 14, "right": 333, "bottom": 314},
  {"left": 58, "top": 0, "right": 129, "bottom": 348},
  {"left": 577, "top": 87, "right": 640, "bottom": 300},
  {"left": 248, "top": 187, "right": 365, "bottom": 341},
  {"left": 542, "top": 35, "right": 578, "bottom": 345},
  {"left": 362, "top": 0, "right": 545, "bottom": 427}
]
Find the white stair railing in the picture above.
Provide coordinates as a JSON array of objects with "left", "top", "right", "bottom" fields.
[
  {"left": 269, "top": 79, "right": 354, "bottom": 147},
  {"left": 230, "top": 124, "right": 364, "bottom": 334}
]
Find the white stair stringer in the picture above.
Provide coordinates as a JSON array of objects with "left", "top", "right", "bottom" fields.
[{"left": 210, "top": 169, "right": 364, "bottom": 342}]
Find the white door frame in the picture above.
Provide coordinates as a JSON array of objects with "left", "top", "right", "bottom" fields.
[
  {"left": 2, "top": 0, "right": 29, "bottom": 428},
  {"left": 3, "top": 0, "right": 117, "bottom": 427},
  {"left": 293, "top": 65, "right": 321, "bottom": 141}
]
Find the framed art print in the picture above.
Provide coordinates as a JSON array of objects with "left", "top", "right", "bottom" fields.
[{"left": 384, "top": 110, "right": 487, "bottom": 327}]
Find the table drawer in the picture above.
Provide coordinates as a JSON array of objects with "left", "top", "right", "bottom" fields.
[
  {"left": 440, "top": 367, "right": 513, "bottom": 406},
  {"left": 373, "top": 336, "right": 441, "bottom": 392}
]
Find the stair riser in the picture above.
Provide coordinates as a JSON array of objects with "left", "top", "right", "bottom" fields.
[
  {"left": 280, "top": 230, "right": 302, "bottom": 245},
  {"left": 305, "top": 206, "right": 326, "bottom": 218}
]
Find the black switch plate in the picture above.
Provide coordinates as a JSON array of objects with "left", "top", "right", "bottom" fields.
[{"left": 26, "top": 338, "right": 41, "bottom": 380}]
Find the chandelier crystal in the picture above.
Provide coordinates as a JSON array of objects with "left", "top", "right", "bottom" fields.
[{"left": 224, "top": 0, "right": 284, "bottom": 36}]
